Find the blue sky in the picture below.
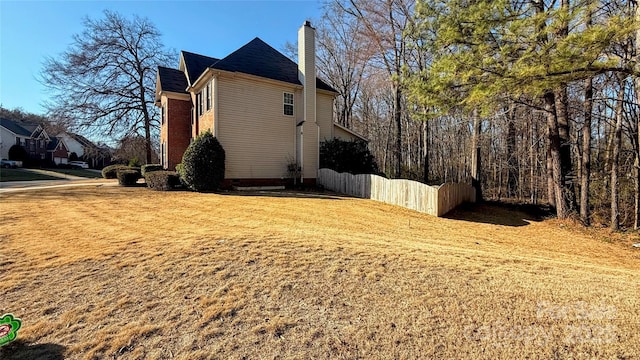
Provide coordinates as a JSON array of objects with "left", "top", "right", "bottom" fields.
[{"left": 0, "top": 0, "right": 324, "bottom": 115}]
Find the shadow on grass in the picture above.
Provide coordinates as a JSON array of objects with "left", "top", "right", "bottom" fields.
[
  {"left": 220, "top": 189, "right": 345, "bottom": 200},
  {"left": 444, "top": 201, "right": 553, "bottom": 227},
  {"left": 0, "top": 340, "right": 66, "bottom": 360}
]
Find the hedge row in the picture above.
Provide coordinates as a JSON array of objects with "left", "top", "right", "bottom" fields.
[
  {"left": 107, "top": 132, "right": 226, "bottom": 192},
  {"left": 117, "top": 169, "right": 141, "bottom": 186},
  {"left": 102, "top": 164, "right": 139, "bottom": 179},
  {"left": 141, "top": 164, "right": 163, "bottom": 177},
  {"left": 319, "top": 138, "right": 378, "bottom": 175},
  {"left": 145, "top": 171, "right": 180, "bottom": 191}
]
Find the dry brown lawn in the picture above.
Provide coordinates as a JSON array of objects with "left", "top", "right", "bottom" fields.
[{"left": 0, "top": 186, "right": 639, "bottom": 359}]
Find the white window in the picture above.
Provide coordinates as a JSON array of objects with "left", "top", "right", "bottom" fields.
[
  {"left": 283, "top": 92, "right": 294, "bottom": 116},
  {"left": 206, "top": 82, "right": 212, "bottom": 111},
  {"left": 197, "top": 92, "right": 203, "bottom": 116},
  {"left": 161, "top": 103, "right": 166, "bottom": 124}
]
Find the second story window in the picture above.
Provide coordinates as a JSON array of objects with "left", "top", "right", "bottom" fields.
[
  {"left": 161, "top": 103, "right": 166, "bottom": 124},
  {"left": 283, "top": 92, "right": 294, "bottom": 116},
  {"left": 206, "top": 82, "right": 211, "bottom": 111},
  {"left": 197, "top": 92, "right": 203, "bottom": 116}
]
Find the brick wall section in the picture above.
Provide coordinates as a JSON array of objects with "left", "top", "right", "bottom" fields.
[
  {"left": 51, "top": 144, "right": 69, "bottom": 159},
  {"left": 166, "top": 98, "right": 192, "bottom": 170}
]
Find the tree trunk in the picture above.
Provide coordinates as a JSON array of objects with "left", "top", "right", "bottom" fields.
[
  {"left": 471, "top": 108, "right": 483, "bottom": 202},
  {"left": 507, "top": 104, "right": 518, "bottom": 198},
  {"left": 635, "top": 2, "right": 640, "bottom": 230},
  {"left": 394, "top": 84, "right": 402, "bottom": 178},
  {"left": 141, "top": 100, "right": 153, "bottom": 164},
  {"left": 580, "top": 4, "right": 593, "bottom": 225},
  {"left": 530, "top": 115, "right": 538, "bottom": 204},
  {"left": 581, "top": 77, "right": 593, "bottom": 225},
  {"left": 635, "top": 152, "right": 639, "bottom": 230},
  {"left": 422, "top": 118, "right": 429, "bottom": 183},
  {"left": 544, "top": 91, "right": 568, "bottom": 219},
  {"left": 611, "top": 77, "right": 624, "bottom": 231},
  {"left": 555, "top": 85, "right": 577, "bottom": 212},
  {"left": 636, "top": 94, "right": 640, "bottom": 230},
  {"left": 546, "top": 143, "right": 556, "bottom": 208}
]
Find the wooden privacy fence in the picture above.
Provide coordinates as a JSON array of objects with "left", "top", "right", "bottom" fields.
[{"left": 317, "top": 168, "right": 476, "bottom": 216}]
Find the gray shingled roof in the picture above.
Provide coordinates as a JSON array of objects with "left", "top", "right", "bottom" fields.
[
  {"left": 47, "top": 137, "right": 60, "bottom": 151},
  {"left": 158, "top": 66, "right": 188, "bottom": 94},
  {"left": 158, "top": 38, "right": 337, "bottom": 94},
  {"left": 0, "top": 118, "right": 36, "bottom": 137},
  {"left": 182, "top": 51, "right": 219, "bottom": 85},
  {"left": 210, "top": 38, "right": 336, "bottom": 92}
]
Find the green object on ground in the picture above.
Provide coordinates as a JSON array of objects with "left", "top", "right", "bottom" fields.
[{"left": 0, "top": 314, "right": 22, "bottom": 347}]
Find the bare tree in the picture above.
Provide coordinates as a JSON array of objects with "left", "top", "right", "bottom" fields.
[
  {"left": 581, "top": 76, "right": 594, "bottom": 225},
  {"left": 634, "top": 0, "right": 640, "bottom": 230},
  {"left": 338, "top": 0, "right": 414, "bottom": 177},
  {"left": 471, "top": 108, "right": 483, "bottom": 201},
  {"left": 317, "top": 3, "right": 368, "bottom": 129},
  {"left": 611, "top": 76, "right": 626, "bottom": 230},
  {"left": 41, "top": 10, "right": 172, "bottom": 163},
  {"left": 113, "top": 135, "right": 159, "bottom": 165}
]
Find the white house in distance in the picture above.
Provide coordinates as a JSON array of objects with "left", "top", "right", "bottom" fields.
[
  {"left": 1, "top": 118, "right": 111, "bottom": 167},
  {"left": 155, "top": 21, "right": 365, "bottom": 187},
  {"left": 0, "top": 117, "right": 51, "bottom": 161},
  {"left": 55, "top": 132, "right": 112, "bottom": 168}
]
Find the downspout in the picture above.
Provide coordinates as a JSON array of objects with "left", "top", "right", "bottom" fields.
[{"left": 297, "top": 120, "right": 304, "bottom": 184}]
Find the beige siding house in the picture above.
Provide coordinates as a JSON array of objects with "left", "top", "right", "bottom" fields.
[{"left": 155, "top": 22, "right": 365, "bottom": 187}]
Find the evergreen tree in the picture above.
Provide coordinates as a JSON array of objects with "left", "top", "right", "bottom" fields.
[{"left": 405, "top": 0, "right": 638, "bottom": 218}]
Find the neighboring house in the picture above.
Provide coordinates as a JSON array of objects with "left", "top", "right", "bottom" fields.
[
  {"left": 56, "top": 132, "right": 112, "bottom": 169},
  {"left": 155, "top": 21, "right": 365, "bottom": 186},
  {"left": 0, "top": 118, "right": 50, "bottom": 161},
  {"left": 46, "top": 137, "right": 70, "bottom": 165},
  {"left": 0, "top": 117, "right": 110, "bottom": 167}
]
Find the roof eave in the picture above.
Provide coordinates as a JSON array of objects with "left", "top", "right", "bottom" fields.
[
  {"left": 334, "top": 123, "right": 368, "bottom": 142},
  {"left": 208, "top": 68, "right": 304, "bottom": 90},
  {"left": 188, "top": 68, "right": 214, "bottom": 91},
  {"left": 318, "top": 87, "right": 338, "bottom": 96},
  {"left": 0, "top": 125, "right": 18, "bottom": 137}
]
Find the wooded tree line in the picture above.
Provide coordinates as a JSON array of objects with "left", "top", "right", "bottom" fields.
[{"left": 314, "top": 0, "right": 640, "bottom": 229}]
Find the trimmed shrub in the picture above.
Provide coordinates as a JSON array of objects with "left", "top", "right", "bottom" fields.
[
  {"left": 141, "top": 164, "right": 163, "bottom": 177},
  {"left": 319, "top": 138, "right": 378, "bottom": 175},
  {"left": 145, "top": 171, "right": 180, "bottom": 191},
  {"left": 178, "top": 131, "right": 225, "bottom": 192},
  {"left": 117, "top": 169, "right": 140, "bottom": 186},
  {"left": 102, "top": 164, "right": 131, "bottom": 179}
]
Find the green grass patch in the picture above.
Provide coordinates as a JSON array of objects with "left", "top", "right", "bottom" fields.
[
  {"left": 0, "top": 169, "right": 62, "bottom": 182},
  {"left": 43, "top": 168, "right": 103, "bottom": 179}
]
